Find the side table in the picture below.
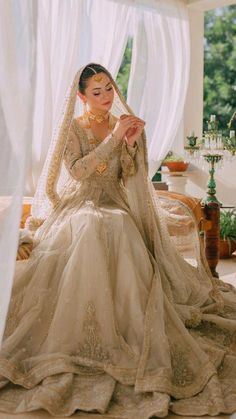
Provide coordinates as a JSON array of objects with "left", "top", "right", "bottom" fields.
[
  {"left": 157, "top": 170, "right": 196, "bottom": 195},
  {"left": 202, "top": 202, "right": 220, "bottom": 278}
]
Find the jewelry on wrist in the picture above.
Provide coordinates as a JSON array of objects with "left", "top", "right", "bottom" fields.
[{"left": 111, "top": 131, "right": 120, "bottom": 142}]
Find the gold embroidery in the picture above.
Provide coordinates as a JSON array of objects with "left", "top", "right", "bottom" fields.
[
  {"left": 46, "top": 72, "right": 81, "bottom": 207},
  {"left": 120, "top": 142, "right": 136, "bottom": 179},
  {"left": 96, "top": 162, "right": 108, "bottom": 175},
  {"left": 171, "top": 346, "right": 195, "bottom": 386},
  {"left": 76, "top": 302, "right": 110, "bottom": 366}
]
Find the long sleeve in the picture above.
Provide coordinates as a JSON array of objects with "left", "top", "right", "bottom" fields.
[
  {"left": 64, "top": 120, "right": 120, "bottom": 181},
  {"left": 120, "top": 141, "right": 138, "bottom": 180}
]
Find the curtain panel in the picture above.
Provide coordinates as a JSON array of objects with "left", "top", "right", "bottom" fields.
[
  {"left": 126, "top": 0, "right": 190, "bottom": 177},
  {"left": 0, "top": 0, "right": 37, "bottom": 342}
]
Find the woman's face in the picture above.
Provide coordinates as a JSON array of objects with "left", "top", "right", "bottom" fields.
[{"left": 78, "top": 72, "right": 114, "bottom": 114}]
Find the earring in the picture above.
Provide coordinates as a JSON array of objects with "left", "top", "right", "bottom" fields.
[{"left": 83, "top": 101, "right": 87, "bottom": 114}]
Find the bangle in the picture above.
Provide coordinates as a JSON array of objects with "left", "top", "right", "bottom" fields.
[{"left": 111, "top": 131, "right": 120, "bottom": 142}]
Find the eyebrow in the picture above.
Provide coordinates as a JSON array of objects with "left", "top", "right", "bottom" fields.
[{"left": 92, "top": 82, "right": 112, "bottom": 91}]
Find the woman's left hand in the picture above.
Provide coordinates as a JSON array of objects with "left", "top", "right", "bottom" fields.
[{"left": 122, "top": 116, "right": 145, "bottom": 146}]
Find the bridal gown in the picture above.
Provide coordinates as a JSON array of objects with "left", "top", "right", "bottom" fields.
[{"left": 0, "top": 116, "right": 236, "bottom": 418}]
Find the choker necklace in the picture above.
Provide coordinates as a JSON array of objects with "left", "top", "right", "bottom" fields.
[{"left": 84, "top": 110, "right": 110, "bottom": 124}]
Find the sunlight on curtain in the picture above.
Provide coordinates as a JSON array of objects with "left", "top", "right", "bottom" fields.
[
  {"left": 86, "top": 0, "right": 132, "bottom": 77},
  {"left": 0, "top": 0, "right": 37, "bottom": 343},
  {"left": 26, "top": 0, "right": 86, "bottom": 195},
  {"left": 28, "top": 0, "right": 132, "bottom": 195},
  {"left": 126, "top": 0, "right": 190, "bottom": 177}
]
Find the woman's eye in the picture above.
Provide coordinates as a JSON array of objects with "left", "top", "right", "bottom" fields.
[{"left": 93, "top": 87, "right": 112, "bottom": 96}]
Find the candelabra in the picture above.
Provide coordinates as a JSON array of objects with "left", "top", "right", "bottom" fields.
[{"left": 184, "top": 115, "right": 236, "bottom": 205}]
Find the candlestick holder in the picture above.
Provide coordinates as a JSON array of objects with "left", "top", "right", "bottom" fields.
[
  {"left": 184, "top": 115, "right": 236, "bottom": 205},
  {"left": 202, "top": 154, "right": 223, "bottom": 204},
  {"left": 223, "top": 131, "right": 236, "bottom": 156}
]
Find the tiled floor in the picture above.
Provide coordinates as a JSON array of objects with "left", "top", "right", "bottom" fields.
[{"left": 0, "top": 257, "right": 235, "bottom": 419}]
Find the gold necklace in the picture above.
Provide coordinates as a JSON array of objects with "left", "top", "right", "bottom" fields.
[
  {"left": 87, "top": 113, "right": 114, "bottom": 146},
  {"left": 84, "top": 110, "right": 110, "bottom": 124}
]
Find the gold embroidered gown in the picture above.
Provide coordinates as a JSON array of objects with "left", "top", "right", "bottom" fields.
[{"left": 0, "top": 116, "right": 236, "bottom": 418}]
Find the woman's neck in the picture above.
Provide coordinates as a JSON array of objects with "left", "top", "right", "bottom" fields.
[
  {"left": 89, "top": 107, "right": 108, "bottom": 116},
  {"left": 85, "top": 109, "right": 110, "bottom": 124}
]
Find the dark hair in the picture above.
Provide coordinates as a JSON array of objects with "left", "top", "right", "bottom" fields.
[{"left": 78, "top": 63, "right": 111, "bottom": 94}]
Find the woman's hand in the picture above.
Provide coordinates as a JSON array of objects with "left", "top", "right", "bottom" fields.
[
  {"left": 120, "top": 114, "right": 145, "bottom": 147},
  {"left": 125, "top": 120, "right": 145, "bottom": 146},
  {"left": 112, "top": 115, "right": 145, "bottom": 144}
]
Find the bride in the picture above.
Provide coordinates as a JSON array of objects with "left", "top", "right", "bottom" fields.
[{"left": 0, "top": 63, "right": 236, "bottom": 418}]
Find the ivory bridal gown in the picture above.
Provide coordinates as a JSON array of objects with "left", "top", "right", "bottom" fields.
[{"left": 0, "top": 115, "right": 236, "bottom": 418}]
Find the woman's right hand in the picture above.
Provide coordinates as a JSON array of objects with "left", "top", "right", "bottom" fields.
[{"left": 112, "top": 115, "right": 144, "bottom": 141}]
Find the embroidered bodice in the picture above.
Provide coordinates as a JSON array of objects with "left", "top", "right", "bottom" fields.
[{"left": 63, "top": 116, "right": 138, "bottom": 208}]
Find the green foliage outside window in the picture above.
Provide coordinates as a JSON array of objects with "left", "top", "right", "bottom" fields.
[
  {"left": 116, "top": 37, "right": 133, "bottom": 100},
  {"left": 117, "top": 7, "right": 236, "bottom": 134},
  {"left": 204, "top": 6, "right": 236, "bottom": 133}
]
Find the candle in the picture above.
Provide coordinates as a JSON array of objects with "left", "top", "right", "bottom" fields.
[
  {"left": 205, "top": 135, "right": 209, "bottom": 149},
  {"left": 217, "top": 134, "right": 222, "bottom": 149},
  {"left": 230, "top": 130, "right": 235, "bottom": 138},
  {"left": 210, "top": 115, "right": 216, "bottom": 122},
  {"left": 190, "top": 130, "right": 194, "bottom": 137}
]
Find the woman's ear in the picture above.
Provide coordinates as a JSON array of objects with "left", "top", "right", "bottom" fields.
[{"left": 77, "top": 91, "right": 86, "bottom": 102}]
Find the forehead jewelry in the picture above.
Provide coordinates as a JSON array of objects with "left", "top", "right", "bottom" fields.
[
  {"left": 92, "top": 74, "right": 104, "bottom": 82},
  {"left": 86, "top": 66, "right": 104, "bottom": 83}
]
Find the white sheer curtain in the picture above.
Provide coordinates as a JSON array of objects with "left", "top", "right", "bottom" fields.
[
  {"left": 0, "top": 0, "right": 37, "bottom": 342},
  {"left": 86, "top": 0, "right": 132, "bottom": 76},
  {"left": 27, "top": 0, "right": 132, "bottom": 194},
  {"left": 26, "top": 0, "right": 86, "bottom": 194},
  {"left": 127, "top": 0, "right": 190, "bottom": 177}
]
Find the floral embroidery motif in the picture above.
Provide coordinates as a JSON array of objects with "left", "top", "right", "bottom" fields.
[
  {"left": 76, "top": 301, "right": 110, "bottom": 364},
  {"left": 96, "top": 162, "right": 108, "bottom": 175},
  {"left": 171, "top": 346, "right": 195, "bottom": 386}
]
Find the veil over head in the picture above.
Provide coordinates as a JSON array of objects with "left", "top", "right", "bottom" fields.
[{"left": 31, "top": 64, "right": 148, "bottom": 223}]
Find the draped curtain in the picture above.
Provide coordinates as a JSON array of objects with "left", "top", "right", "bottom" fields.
[
  {"left": 0, "top": 0, "right": 37, "bottom": 342},
  {"left": 26, "top": 0, "right": 85, "bottom": 194},
  {"left": 126, "top": 0, "right": 190, "bottom": 177}
]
